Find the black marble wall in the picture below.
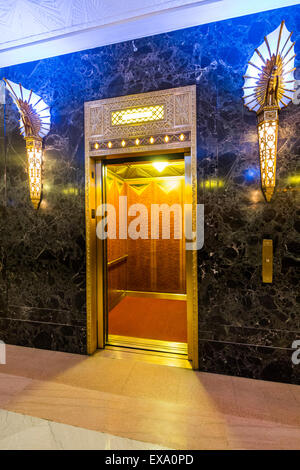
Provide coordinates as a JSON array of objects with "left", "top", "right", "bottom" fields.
[{"left": 0, "top": 5, "right": 299, "bottom": 382}]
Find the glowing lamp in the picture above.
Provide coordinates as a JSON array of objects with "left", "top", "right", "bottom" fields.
[
  {"left": 26, "top": 138, "right": 43, "bottom": 209},
  {"left": 3, "top": 78, "right": 51, "bottom": 209},
  {"left": 153, "top": 161, "right": 168, "bottom": 172},
  {"left": 243, "top": 21, "right": 296, "bottom": 202},
  {"left": 257, "top": 111, "right": 278, "bottom": 201}
]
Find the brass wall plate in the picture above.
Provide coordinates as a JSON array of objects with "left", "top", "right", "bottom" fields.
[{"left": 262, "top": 239, "right": 273, "bottom": 283}]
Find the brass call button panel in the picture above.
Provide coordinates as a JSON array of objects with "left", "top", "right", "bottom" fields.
[{"left": 262, "top": 239, "right": 273, "bottom": 283}]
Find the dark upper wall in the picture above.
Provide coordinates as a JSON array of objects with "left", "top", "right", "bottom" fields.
[{"left": 0, "top": 5, "right": 299, "bottom": 382}]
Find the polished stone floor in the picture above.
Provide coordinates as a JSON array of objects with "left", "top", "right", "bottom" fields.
[
  {"left": 0, "top": 409, "right": 166, "bottom": 450},
  {"left": 0, "top": 345, "right": 299, "bottom": 450}
]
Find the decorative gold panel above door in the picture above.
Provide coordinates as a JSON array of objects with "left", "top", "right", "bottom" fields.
[{"left": 86, "top": 86, "right": 195, "bottom": 154}]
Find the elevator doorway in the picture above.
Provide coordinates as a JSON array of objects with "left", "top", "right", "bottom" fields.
[
  {"left": 85, "top": 85, "right": 198, "bottom": 368},
  {"left": 102, "top": 156, "right": 187, "bottom": 355}
]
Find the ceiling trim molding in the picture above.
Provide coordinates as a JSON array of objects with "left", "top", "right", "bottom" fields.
[{"left": 0, "top": 0, "right": 298, "bottom": 68}]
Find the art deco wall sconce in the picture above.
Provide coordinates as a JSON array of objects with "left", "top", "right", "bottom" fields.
[
  {"left": 243, "top": 21, "right": 296, "bottom": 202},
  {"left": 3, "top": 79, "right": 51, "bottom": 209}
]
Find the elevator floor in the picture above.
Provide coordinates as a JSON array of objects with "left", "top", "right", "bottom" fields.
[{"left": 108, "top": 296, "right": 187, "bottom": 343}]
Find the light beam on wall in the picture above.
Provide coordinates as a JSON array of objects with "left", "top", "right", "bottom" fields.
[
  {"left": 243, "top": 20, "right": 296, "bottom": 202},
  {"left": 3, "top": 78, "right": 51, "bottom": 209}
]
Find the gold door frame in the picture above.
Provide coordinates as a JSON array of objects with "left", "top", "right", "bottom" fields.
[{"left": 84, "top": 86, "right": 198, "bottom": 369}]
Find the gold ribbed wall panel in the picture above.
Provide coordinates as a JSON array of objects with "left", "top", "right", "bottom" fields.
[{"left": 106, "top": 172, "right": 186, "bottom": 310}]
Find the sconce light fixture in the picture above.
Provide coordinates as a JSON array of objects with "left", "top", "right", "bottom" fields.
[
  {"left": 3, "top": 78, "right": 51, "bottom": 209},
  {"left": 243, "top": 21, "right": 296, "bottom": 202}
]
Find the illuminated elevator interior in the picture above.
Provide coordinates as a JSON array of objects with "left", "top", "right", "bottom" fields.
[{"left": 105, "top": 157, "right": 187, "bottom": 352}]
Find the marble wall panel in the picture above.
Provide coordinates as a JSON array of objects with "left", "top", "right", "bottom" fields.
[{"left": 0, "top": 4, "right": 299, "bottom": 380}]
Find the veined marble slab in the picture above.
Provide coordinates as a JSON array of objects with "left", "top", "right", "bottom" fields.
[{"left": 0, "top": 409, "right": 168, "bottom": 450}]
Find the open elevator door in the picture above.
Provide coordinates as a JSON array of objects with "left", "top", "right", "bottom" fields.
[{"left": 96, "top": 155, "right": 190, "bottom": 356}]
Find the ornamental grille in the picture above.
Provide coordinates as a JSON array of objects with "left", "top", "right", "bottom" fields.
[
  {"left": 258, "top": 120, "right": 277, "bottom": 189},
  {"left": 28, "top": 148, "right": 42, "bottom": 197},
  {"left": 111, "top": 105, "right": 164, "bottom": 126}
]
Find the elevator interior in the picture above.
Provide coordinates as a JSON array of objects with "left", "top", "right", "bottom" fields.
[{"left": 103, "top": 156, "right": 187, "bottom": 354}]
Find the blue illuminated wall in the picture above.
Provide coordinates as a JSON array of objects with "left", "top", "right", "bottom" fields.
[{"left": 0, "top": 4, "right": 299, "bottom": 383}]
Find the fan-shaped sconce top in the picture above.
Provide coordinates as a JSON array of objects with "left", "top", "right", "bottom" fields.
[
  {"left": 243, "top": 21, "right": 296, "bottom": 113},
  {"left": 3, "top": 78, "right": 51, "bottom": 139}
]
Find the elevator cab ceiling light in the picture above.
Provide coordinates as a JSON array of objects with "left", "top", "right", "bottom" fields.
[{"left": 152, "top": 161, "right": 169, "bottom": 172}]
